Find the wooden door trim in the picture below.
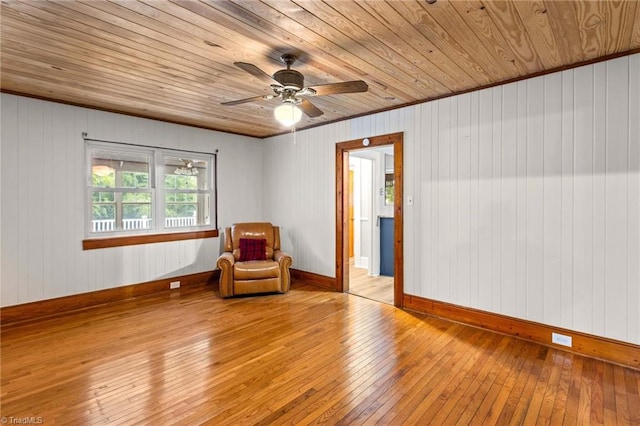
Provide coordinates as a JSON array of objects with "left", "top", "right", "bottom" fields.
[{"left": 335, "top": 132, "right": 403, "bottom": 307}]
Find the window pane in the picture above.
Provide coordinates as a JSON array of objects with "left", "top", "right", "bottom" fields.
[
  {"left": 92, "top": 202, "right": 115, "bottom": 233},
  {"left": 164, "top": 156, "right": 208, "bottom": 190},
  {"left": 166, "top": 193, "right": 198, "bottom": 203},
  {"left": 165, "top": 174, "right": 177, "bottom": 189},
  {"left": 164, "top": 193, "right": 209, "bottom": 227},
  {"left": 91, "top": 149, "right": 150, "bottom": 190},
  {"left": 92, "top": 192, "right": 115, "bottom": 203},
  {"left": 165, "top": 192, "right": 196, "bottom": 229},
  {"left": 92, "top": 204, "right": 114, "bottom": 221},
  {"left": 92, "top": 159, "right": 116, "bottom": 187},
  {"left": 122, "top": 204, "right": 151, "bottom": 219},
  {"left": 122, "top": 202, "right": 152, "bottom": 230},
  {"left": 181, "top": 176, "right": 197, "bottom": 189},
  {"left": 164, "top": 175, "right": 197, "bottom": 190},
  {"left": 122, "top": 171, "right": 149, "bottom": 189},
  {"left": 122, "top": 192, "right": 151, "bottom": 202},
  {"left": 165, "top": 200, "right": 195, "bottom": 227},
  {"left": 165, "top": 204, "right": 196, "bottom": 218},
  {"left": 162, "top": 155, "right": 211, "bottom": 229},
  {"left": 385, "top": 173, "right": 394, "bottom": 205}
]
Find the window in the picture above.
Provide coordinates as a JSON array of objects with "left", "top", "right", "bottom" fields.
[
  {"left": 384, "top": 173, "right": 394, "bottom": 206},
  {"left": 384, "top": 154, "right": 394, "bottom": 206},
  {"left": 86, "top": 141, "right": 216, "bottom": 239},
  {"left": 162, "top": 155, "right": 211, "bottom": 229}
]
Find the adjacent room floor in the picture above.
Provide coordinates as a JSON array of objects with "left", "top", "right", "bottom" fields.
[{"left": 348, "top": 258, "right": 394, "bottom": 305}]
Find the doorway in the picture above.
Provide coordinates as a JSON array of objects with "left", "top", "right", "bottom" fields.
[
  {"left": 335, "top": 132, "right": 403, "bottom": 308},
  {"left": 348, "top": 150, "right": 393, "bottom": 304}
]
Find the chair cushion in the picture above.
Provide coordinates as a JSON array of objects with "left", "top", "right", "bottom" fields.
[
  {"left": 234, "top": 260, "right": 280, "bottom": 280},
  {"left": 239, "top": 238, "right": 266, "bottom": 261},
  {"left": 231, "top": 223, "right": 277, "bottom": 260}
]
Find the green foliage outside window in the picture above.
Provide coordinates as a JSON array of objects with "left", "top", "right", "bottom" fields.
[
  {"left": 166, "top": 193, "right": 197, "bottom": 203},
  {"left": 165, "top": 174, "right": 198, "bottom": 219},
  {"left": 92, "top": 173, "right": 115, "bottom": 188},
  {"left": 92, "top": 192, "right": 115, "bottom": 203},
  {"left": 385, "top": 173, "right": 394, "bottom": 206},
  {"left": 92, "top": 191, "right": 115, "bottom": 220},
  {"left": 92, "top": 203, "right": 115, "bottom": 221},
  {"left": 165, "top": 204, "right": 196, "bottom": 218},
  {"left": 122, "top": 172, "right": 149, "bottom": 189},
  {"left": 122, "top": 192, "right": 151, "bottom": 202},
  {"left": 122, "top": 191, "right": 152, "bottom": 220},
  {"left": 123, "top": 204, "right": 151, "bottom": 220},
  {"left": 164, "top": 174, "right": 197, "bottom": 190}
]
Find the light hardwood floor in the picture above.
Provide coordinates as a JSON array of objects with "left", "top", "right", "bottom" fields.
[
  {"left": 2, "top": 282, "right": 639, "bottom": 425},
  {"left": 348, "top": 259, "right": 394, "bottom": 305}
]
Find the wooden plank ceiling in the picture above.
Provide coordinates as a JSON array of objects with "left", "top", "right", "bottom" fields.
[{"left": 1, "top": 1, "right": 639, "bottom": 138}]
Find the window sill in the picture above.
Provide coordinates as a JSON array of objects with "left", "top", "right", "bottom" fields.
[{"left": 83, "top": 229, "right": 219, "bottom": 250}]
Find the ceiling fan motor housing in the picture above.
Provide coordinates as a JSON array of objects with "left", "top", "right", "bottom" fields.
[{"left": 273, "top": 69, "right": 304, "bottom": 90}]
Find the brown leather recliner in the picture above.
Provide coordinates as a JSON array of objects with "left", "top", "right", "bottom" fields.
[{"left": 216, "top": 222, "right": 293, "bottom": 297}]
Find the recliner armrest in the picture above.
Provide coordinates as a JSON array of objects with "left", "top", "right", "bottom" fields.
[
  {"left": 216, "top": 252, "right": 235, "bottom": 269},
  {"left": 274, "top": 250, "right": 293, "bottom": 293},
  {"left": 216, "top": 252, "right": 236, "bottom": 297},
  {"left": 274, "top": 250, "right": 292, "bottom": 266}
]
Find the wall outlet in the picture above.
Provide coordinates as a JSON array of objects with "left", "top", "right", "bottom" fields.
[
  {"left": 551, "top": 332, "right": 572, "bottom": 347},
  {"left": 170, "top": 281, "right": 180, "bottom": 289}
]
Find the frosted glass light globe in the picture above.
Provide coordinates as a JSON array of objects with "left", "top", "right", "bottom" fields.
[{"left": 274, "top": 103, "right": 302, "bottom": 127}]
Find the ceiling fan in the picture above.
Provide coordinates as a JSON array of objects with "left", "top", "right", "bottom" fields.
[{"left": 221, "top": 54, "right": 368, "bottom": 125}]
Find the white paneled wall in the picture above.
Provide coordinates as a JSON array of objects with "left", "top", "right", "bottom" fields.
[
  {"left": 263, "top": 123, "right": 350, "bottom": 276},
  {"left": 2, "top": 54, "right": 638, "bottom": 345},
  {"left": 264, "top": 54, "right": 640, "bottom": 345},
  {"left": 0, "top": 95, "right": 264, "bottom": 306},
  {"left": 350, "top": 156, "right": 373, "bottom": 270}
]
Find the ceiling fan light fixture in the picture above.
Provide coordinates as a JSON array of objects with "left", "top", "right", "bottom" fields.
[
  {"left": 175, "top": 159, "right": 199, "bottom": 176},
  {"left": 274, "top": 103, "right": 302, "bottom": 127}
]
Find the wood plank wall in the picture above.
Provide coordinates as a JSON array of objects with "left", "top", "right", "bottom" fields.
[
  {"left": 0, "top": 94, "right": 265, "bottom": 307},
  {"left": 262, "top": 121, "right": 351, "bottom": 276},
  {"left": 2, "top": 53, "right": 638, "bottom": 349},
  {"left": 406, "top": 55, "right": 639, "bottom": 346},
  {"left": 263, "top": 53, "right": 640, "bottom": 346}
]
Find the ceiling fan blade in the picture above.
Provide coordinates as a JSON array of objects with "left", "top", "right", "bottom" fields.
[
  {"left": 299, "top": 99, "right": 324, "bottom": 118},
  {"left": 221, "top": 94, "right": 274, "bottom": 106},
  {"left": 307, "top": 80, "right": 368, "bottom": 96},
  {"left": 234, "top": 62, "right": 278, "bottom": 85}
]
